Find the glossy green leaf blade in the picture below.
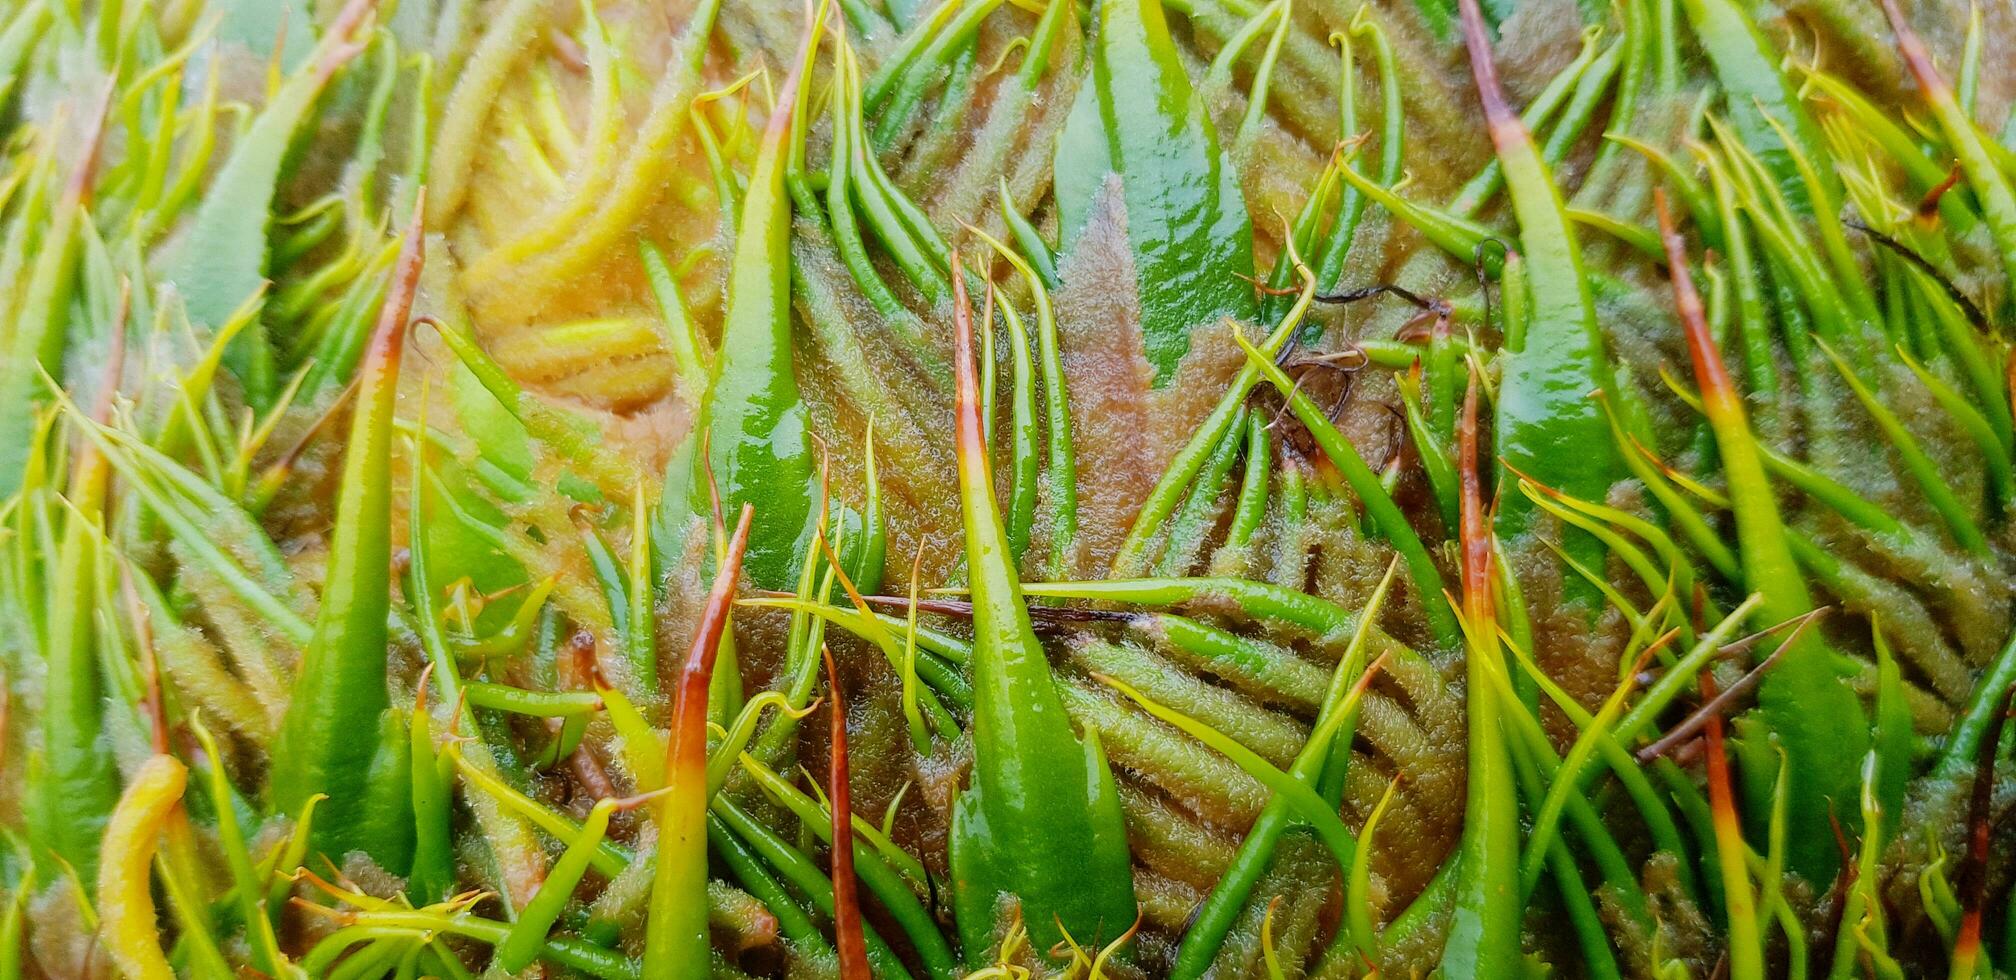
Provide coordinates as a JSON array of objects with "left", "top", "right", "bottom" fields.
[
  {"left": 945, "top": 258, "right": 1136, "bottom": 962},
  {"left": 1053, "top": 0, "right": 1257, "bottom": 386},
  {"left": 669, "top": 42, "right": 820, "bottom": 590},
  {"left": 1457, "top": 0, "right": 1616, "bottom": 590}
]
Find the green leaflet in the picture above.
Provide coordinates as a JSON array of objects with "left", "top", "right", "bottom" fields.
[
  {"left": 0, "top": 1, "right": 49, "bottom": 112},
  {"left": 40, "top": 297, "right": 124, "bottom": 850},
  {"left": 266, "top": 212, "right": 421, "bottom": 867},
  {"left": 1869, "top": 624, "right": 1912, "bottom": 843},
  {"left": 3, "top": 2, "right": 2011, "bottom": 976},
  {"left": 34, "top": 456, "right": 117, "bottom": 881},
  {"left": 1444, "top": 630, "right": 1522, "bottom": 978},
  {"left": 1677, "top": 0, "right": 1834, "bottom": 215},
  {"left": 0, "top": 107, "right": 98, "bottom": 497},
  {"left": 166, "top": 7, "right": 368, "bottom": 406},
  {"left": 1053, "top": 0, "right": 1257, "bottom": 386}
]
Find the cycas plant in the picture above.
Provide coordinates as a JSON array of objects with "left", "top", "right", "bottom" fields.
[{"left": 0, "top": 0, "right": 2011, "bottom": 978}]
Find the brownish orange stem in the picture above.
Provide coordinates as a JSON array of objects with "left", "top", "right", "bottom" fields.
[
  {"left": 66, "top": 78, "right": 117, "bottom": 205},
  {"left": 1655, "top": 189, "right": 1739, "bottom": 417},
  {"left": 665, "top": 504, "right": 755, "bottom": 784},
  {"left": 1455, "top": 0, "right": 1523, "bottom": 153},
  {"left": 1917, "top": 164, "right": 1963, "bottom": 221},
  {"left": 825, "top": 647, "right": 871, "bottom": 980},
  {"left": 1698, "top": 672, "right": 1742, "bottom": 849},
  {"left": 365, "top": 192, "right": 428, "bottom": 382},
  {"left": 1953, "top": 685, "right": 2014, "bottom": 972},
  {"left": 1877, "top": 0, "right": 1955, "bottom": 104},
  {"left": 118, "top": 565, "right": 169, "bottom": 755},
  {"left": 1457, "top": 364, "right": 1492, "bottom": 625},
  {"left": 951, "top": 250, "right": 990, "bottom": 493}
]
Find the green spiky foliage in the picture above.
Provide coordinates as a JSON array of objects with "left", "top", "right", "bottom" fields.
[{"left": 0, "top": 0, "right": 2012, "bottom": 977}]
